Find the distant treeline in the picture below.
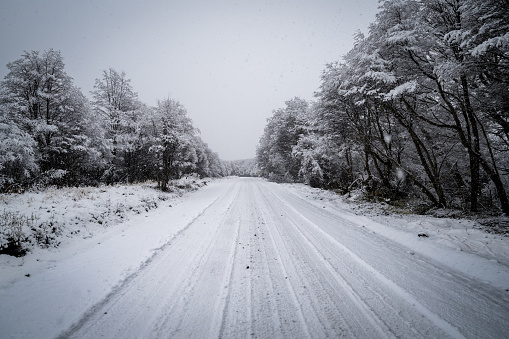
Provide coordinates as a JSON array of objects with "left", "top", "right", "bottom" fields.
[{"left": 223, "top": 159, "right": 260, "bottom": 177}]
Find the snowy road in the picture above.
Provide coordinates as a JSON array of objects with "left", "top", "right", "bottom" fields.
[
  {"left": 57, "top": 178, "right": 507, "bottom": 339},
  {"left": 1, "top": 178, "right": 508, "bottom": 338}
]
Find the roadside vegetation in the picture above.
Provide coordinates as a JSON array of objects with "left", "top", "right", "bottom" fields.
[{"left": 257, "top": 0, "right": 509, "bottom": 221}]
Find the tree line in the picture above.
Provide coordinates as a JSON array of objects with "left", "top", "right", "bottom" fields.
[
  {"left": 257, "top": 0, "right": 509, "bottom": 214},
  {"left": 0, "top": 50, "right": 225, "bottom": 192}
]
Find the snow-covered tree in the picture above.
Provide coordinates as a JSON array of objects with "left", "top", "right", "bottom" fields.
[
  {"left": 246, "top": 0, "right": 508, "bottom": 214},
  {"left": 91, "top": 68, "right": 143, "bottom": 183},
  {"left": 312, "top": 0, "right": 509, "bottom": 213},
  {"left": 257, "top": 97, "right": 308, "bottom": 182},
  {"left": 0, "top": 103, "right": 38, "bottom": 190},
  {"left": 374, "top": 0, "right": 509, "bottom": 212},
  {"left": 0, "top": 49, "right": 103, "bottom": 187},
  {"left": 0, "top": 52, "right": 224, "bottom": 190},
  {"left": 150, "top": 98, "right": 197, "bottom": 190},
  {"left": 224, "top": 159, "right": 260, "bottom": 177}
]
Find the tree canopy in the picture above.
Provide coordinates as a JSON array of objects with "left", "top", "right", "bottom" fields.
[
  {"left": 257, "top": 0, "right": 509, "bottom": 215},
  {"left": 0, "top": 50, "right": 225, "bottom": 191}
]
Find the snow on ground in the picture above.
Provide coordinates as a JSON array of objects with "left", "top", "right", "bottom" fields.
[
  {"left": 287, "top": 183, "right": 509, "bottom": 288},
  {"left": 2, "top": 178, "right": 508, "bottom": 290},
  {"left": 0, "top": 177, "right": 231, "bottom": 339},
  {"left": 0, "top": 176, "right": 211, "bottom": 287},
  {"left": 0, "top": 177, "right": 508, "bottom": 338}
]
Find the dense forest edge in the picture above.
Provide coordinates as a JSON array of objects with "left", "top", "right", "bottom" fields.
[
  {"left": 256, "top": 0, "right": 509, "bottom": 218},
  {"left": 0, "top": 55, "right": 228, "bottom": 191}
]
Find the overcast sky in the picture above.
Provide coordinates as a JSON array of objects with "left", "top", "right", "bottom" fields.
[{"left": 0, "top": 0, "right": 379, "bottom": 160}]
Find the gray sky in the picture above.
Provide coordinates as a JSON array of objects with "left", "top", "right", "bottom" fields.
[{"left": 0, "top": 0, "right": 379, "bottom": 160}]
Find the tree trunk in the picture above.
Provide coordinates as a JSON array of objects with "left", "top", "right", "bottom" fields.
[
  {"left": 394, "top": 101, "right": 447, "bottom": 207},
  {"left": 461, "top": 75, "right": 481, "bottom": 212}
]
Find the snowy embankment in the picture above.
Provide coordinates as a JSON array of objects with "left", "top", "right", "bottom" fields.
[
  {"left": 288, "top": 184, "right": 509, "bottom": 287},
  {"left": 0, "top": 176, "right": 212, "bottom": 283}
]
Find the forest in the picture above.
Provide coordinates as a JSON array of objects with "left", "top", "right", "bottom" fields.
[
  {"left": 257, "top": 0, "right": 509, "bottom": 215},
  {"left": 0, "top": 51, "right": 229, "bottom": 192}
]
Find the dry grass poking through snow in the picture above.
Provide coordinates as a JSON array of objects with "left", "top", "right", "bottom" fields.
[{"left": 0, "top": 176, "right": 209, "bottom": 257}]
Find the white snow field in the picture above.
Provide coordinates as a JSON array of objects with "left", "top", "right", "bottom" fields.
[{"left": 1, "top": 177, "right": 509, "bottom": 338}]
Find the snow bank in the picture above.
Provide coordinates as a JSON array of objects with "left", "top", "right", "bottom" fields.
[
  {"left": 286, "top": 183, "right": 509, "bottom": 289},
  {"left": 0, "top": 176, "right": 209, "bottom": 257}
]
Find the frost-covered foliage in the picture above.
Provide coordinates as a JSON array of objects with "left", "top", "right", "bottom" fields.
[
  {"left": 149, "top": 98, "right": 222, "bottom": 190},
  {"left": 0, "top": 106, "right": 38, "bottom": 190},
  {"left": 0, "top": 50, "right": 225, "bottom": 193},
  {"left": 89, "top": 70, "right": 224, "bottom": 188},
  {"left": 0, "top": 50, "right": 105, "bottom": 189},
  {"left": 256, "top": 97, "right": 309, "bottom": 183},
  {"left": 258, "top": 0, "right": 509, "bottom": 216}
]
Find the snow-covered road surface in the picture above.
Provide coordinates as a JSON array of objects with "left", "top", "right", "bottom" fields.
[{"left": 2, "top": 178, "right": 509, "bottom": 338}]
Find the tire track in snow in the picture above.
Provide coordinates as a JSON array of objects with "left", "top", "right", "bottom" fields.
[
  {"left": 219, "top": 180, "right": 318, "bottom": 338},
  {"left": 256, "top": 184, "right": 392, "bottom": 338},
  {"left": 215, "top": 211, "right": 243, "bottom": 337},
  {"left": 213, "top": 184, "right": 254, "bottom": 338},
  {"left": 59, "top": 178, "right": 508, "bottom": 338},
  {"left": 267, "top": 182, "right": 509, "bottom": 339},
  {"left": 152, "top": 184, "right": 243, "bottom": 338},
  {"left": 62, "top": 181, "right": 242, "bottom": 338},
  {"left": 211, "top": 189, "right": 243, "bottom": 338},
  {"left": 265, "top": 185, "right": 466, "bottom": 339},
  {"left": 251, "top": 184, "right": 315, "bottom": 338},
  {"left": 248, "top": 183, "right": 310, "bottom": 338}
]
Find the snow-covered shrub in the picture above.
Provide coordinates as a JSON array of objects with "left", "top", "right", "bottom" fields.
[
  {"left": 65, "top": 187, "right": 95, "bottom": 201},
  {"left": 174, "top": 174, "right": 194, "bottom": 189},
  {"left": 37, "top": 169, "right": 69, "bottom": 188},
  {"left": 268, "top": 172, "right": 295, "bottom": 184},
  {"left": 0, "top": 210, "right": 36, "bottom": 256},
  {"left": 0, "top": 179, "right": 211, "bottom": 257},
  {"left": 140, "top": 196, "right": 158, "bottom": 211},
  {"left": 0, "top": 210, "right": 63, "bottom": 256},
  {"left": 30, "top": 217, "right": 61, "bottom": 248}
]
